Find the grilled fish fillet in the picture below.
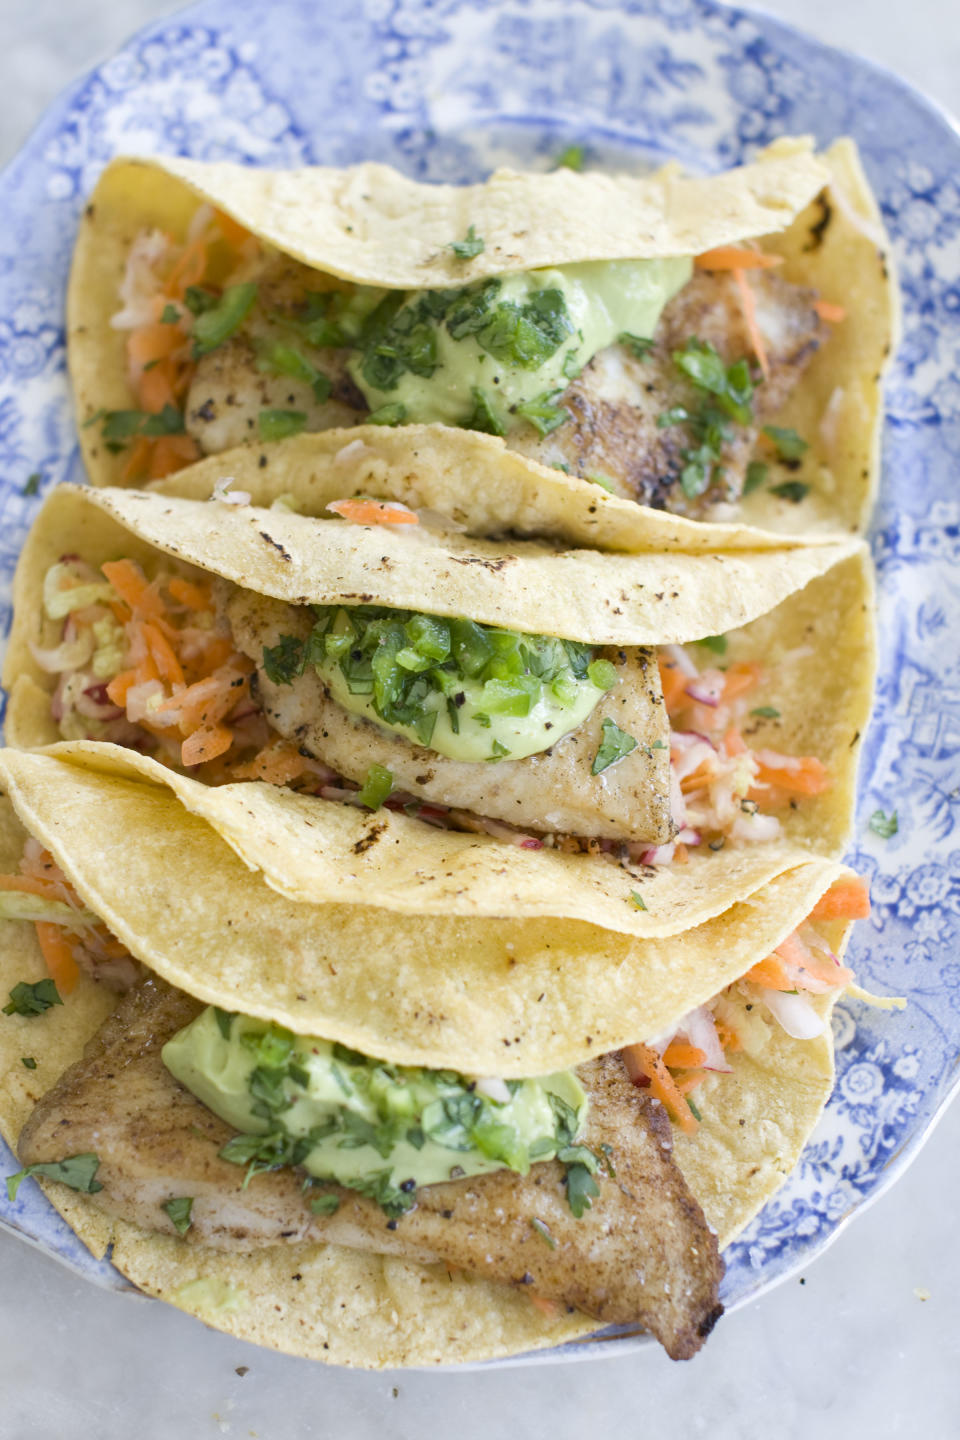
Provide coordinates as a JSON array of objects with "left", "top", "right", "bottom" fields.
[
  {"left": 184, "top": 257, "right": 822, "bottom": 514},
  {"left": 18, "top": 977, "right": 724, "bottom": 1359},
  {"left": 224, "top": 586, "right": 675, "bottom": 843}
]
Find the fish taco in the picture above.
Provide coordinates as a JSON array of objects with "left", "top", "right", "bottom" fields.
[
  {"left": 2, "top": 468, "right": 872, "bottom": 923},
  {"left": 69, "top": 138, "right": 896, "bottom": 533},
  {"left": 0, "top": 747, "right": 871, "bottom": 1365}
]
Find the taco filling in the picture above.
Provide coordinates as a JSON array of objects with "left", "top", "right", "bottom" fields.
[
  {"left": 98, "top": 210, "right": 827, "bottom": 517},
  {"left": 31, "top": 549, "right": 830, "bottom": 857},
  {"left": 0, "top": 837, "right": 867, "bottom": 1359}
]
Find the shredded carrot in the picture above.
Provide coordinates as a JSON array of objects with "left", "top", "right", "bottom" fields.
[
  {"left": 732, "top": 268, "right": 770, "bottom": 380},
  {"left": 138, "top": 360, "right": 179, "bottom": 415},
  {"left": 167, "top": 576, "right": 212, "bottom": 611},
  {"left": 214, "top": 208, "right": 253, "bottom": 251},
  {"left": 181, "top": 722, "right": 233, "bottom": 767},
  {"left": 142, "top": 622, "right": 186, "bottom": 688},
  {"left": 754, "top": 753, "right": 830, "bottom": 796},
  {"left": 34, "top": 922, "right": 80, "bottom": 995},
  {"left": 101, "top": 559, "right": 165, "bottom": 619},
  {"left": 0, "top": 874, "right": 62, "bottom": 900},
  {"left": 775, "top": 931, "right": 853, "bottom": 988},
  {"left": 622, "top": 1043, "right": 698, "bottom": 1135},
  {"left": 695, "top": 246, "right": 783, "bottom": 271},
  {"left": 714, "top": 1018, "right": 741, "bottom": 1054},
  {"left": 661, "top": 1042, "right": 707, "bottom": 1069},
  {"left": 148, "top": 434, "right": 201, "bottom": 480},
  {"left": 814, "top": 299, "right": 846, "bottom": 323},
  {"left": 744, "top": 954, "right": 796, "bottom": 991},
  {"left": 120, "top": 435, "right": 152, "bottom": 484},
  {"left": 529, "top": 1295, "right": 560, "bottom": 1319},
  {"left": 721, "top": 661, "right": 761, "bottom": 703},
  {"left": 679, "top": 763, "right": 713, "bottom": 795},
  {"left": 810, "top": 876, "right": 870, "bottom": 920},
  {"left": 658, "top": 658, "right": 690, "bottom": 714},
  {"left": 723, "top": 726, "right": 748, "bottom": 756},
  {"left": 673, "top": 842, "right": 689, "bottom": 865},
  {"left": 165, "top": 239, "right": 208, "bottom": 299},
  {"left": 326, "top": 499, "right": 419, "bottom": 526},
  {"left": 674, "top": 1071, "right": 706, "bottom": 1094},
  {"left": 230, "top": 743, "right": 316, "bottom": 786},
  {"left": 128, "top": 323, "right": 183, "bottom": 372}
]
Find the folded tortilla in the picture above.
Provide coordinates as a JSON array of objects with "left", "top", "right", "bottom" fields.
[
  {"left": 3, "top": 472, "right": 872, "bottom": 861},
  {"left": 0, "top": 758, "right": 848, "bottom": 1365},
  {"left": 68, "top": 139, "right": 895, "bottom": 535}
]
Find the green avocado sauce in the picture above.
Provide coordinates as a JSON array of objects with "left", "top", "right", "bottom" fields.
[
  {"left": 347, "top": 257, "right": 692, "bottom": 430},
  {"left": 162, "top": 1008, "right": 590, "bottom": 1217},
  {"left": 262, "top": 605, "right": 619, "bottom": 764}
]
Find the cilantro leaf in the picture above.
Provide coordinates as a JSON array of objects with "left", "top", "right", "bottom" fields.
[
  {"left": 750, "top": 705, "right": 780, "bottom": 719},
  {"left": 6, "top": 1153, "right": 102, "bottom": 1202},
  {"left": 513, "top": 390, "right": 569, "bottom": 437},
  {"left": 162, "top": 1196, "right": 194, "bottom": 1235},
  {"left": 21, "top": 1056, "right": 37, "bottom": 1070},
  {"left": 564, "top": 1161, "right": 600, "bottom": 1218},
  {"left": 762, "top": 425, "right": 809, "bottom": 461},
  {"left": 627, "top": 890, "right": 647, "bottom": 911},
  {"left": 464, "top": 387, "right": 504, "bottom": 437},
  {"left": 192, "top": 282, "right": 258, "bottom": 357},
  {"left": 743, "top": 460, "right": 768, "bottom": 495},
  {"left": 3, "top": 979, "right": 62, "bottom": 1017},
  {"left": 309, "top": 1191, "right": 341, "bottom": 1216},
  {"left": 366, "top": 403, "right": 408, "bottom": 427},
  {"left": 698, "top": 634, "right": 727, "bottom": 656},
  {"left": 592, "top": 718, "right": 638, "bottom": 775},
  {"left": 531, "top": 1217, "right": 556, "bottom": 1248},
  {"left": 160, "top": 303, "right": 180, "bottom": 325},
  {"left": 450, "top": 226, "right": 485, "bottom": 260},
  {"left": 262, "top": 634, "right": 306, "bottom": 685},
  {"left": 357, "top": 764, "right": 394, "bottom": 811},
  {"left": 554, "top": 144, "right": 585, "bottom": 171},
  {"left": 769, "top": 480, "right": 810, "bottom": 503},
  {"left": 21, "top": 472, "right": 41, "bottom": 497},
  {"left": 258, "top": 409, "right": 307, "bottom": 442},
  {"left": 588, "top": 472, "right": 615, "bottom": 493},
  {"left": 619, "top": 333, "right": 655, "bottom": 361},
  {"left": 869, "top": 808, "right": 898, "bottom": 839}
]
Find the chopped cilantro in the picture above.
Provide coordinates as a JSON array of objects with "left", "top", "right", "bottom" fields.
[
  {"left": 184, "top": 285, "right": 219, "bottom": 316},
  {"left": 531, "top": 1217, "right": 557, "bottom": 1248},
  {"left": 3, "top": 979, "right": 62, "bottom": 1017},
  {"left": 262, "top": 634, "right": 306, "bottom": 685},
  {"left": 586, "top": 658, "right": 618, "bottom": 690},
  {"left": 99, "top": 404, "right": 185, "bottom": 448},
  {"left": 554, "top": 144, "right": 585, "bottom": 171},
  {"left": 366, "top": 402, "right": 408, "bottom": 426},
  {"left": 750, "top": 705, "right": 780, "bottom": 719},
  {"left": 743, "top": 460, "right": 768, "bottom": 494},
  {"left": 619, "top": 333, "right": 655, "bottom": 361},
  {"left": 21, "top": 472, "right": 41, "bottom": 497},
  {"left": 563, "top": 1160, "right": 600, "bottom": 1218},
  {"left": 514, "top": 390, "right": 569, "bottom": 437},
  {"left": 213, "top": 1007, "right": 234, "bottom": 1040},
  {"left": 162, "top": 1196, "right": 194, "bottom": 1235},
  {"left": 869, "top": 809, "right": 898, "bottom": 839},
  {"left": 659, "top": 338, "right": 756, "bottom": 499},
  {"left": 464, "top": 387, "right": 505, "bottom": 437},
  {"left": 20, "top": 1056, "right": 36, "bottom": 1069},
  {"left": 256, "top": 340, "right": 332, "bottom": 404},
  {"left": 308, "top": 1191, "right": 342, "bottom": 1216},
  {"left": 769, "top": 480, "right": 810, "bottom": 503},
  {"left": 357, "top": 764, "right": 394, "bottom": 811},
  {"left": 490, "top": 738, "right": 511, "bottom": 759},
  {"left": 592, "top": 717, "right": 638, "bottom": 775},
  {"left": 587, "top": 472, "right": 616, "bottom": 493},
  {"left": 6, "top": 1153, "right": 102, "bottom": 1202},
  {"left": 258, "top": 409, "right": 307, "bottom": 442},
  {"left": 450, "top": 225, "right": 485, "bottom": 260},
  {"left": 762, "top": 425, "right": 808, "bottom": 461},
  {"left": 191, "top": 282, "right": 258, "bottom": 357},
  {"left": 687, "top": 1098, "right": 702, "bottom": 1123},
  {"left": 627, "top": 890, "right": 647, "bottom": 911},
  {"left": 160, "top": 303, "right": 180, "bottom": 325},
  {"left": 698, "top": 634, "right": 728, "bottom": 656}
]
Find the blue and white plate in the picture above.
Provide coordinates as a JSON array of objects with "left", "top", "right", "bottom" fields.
[{"left": 0, "top": 0, "right": 958, "bottom": 1359}]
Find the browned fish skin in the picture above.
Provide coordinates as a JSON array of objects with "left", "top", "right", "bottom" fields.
[
  {"left": 19, "top": 979, "right": 723, "bottom": 1360},
  {"left": 511, "top": 269, "right": 825, "bottom": 511}
]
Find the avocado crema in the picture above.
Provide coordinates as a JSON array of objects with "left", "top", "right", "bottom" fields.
[
  {"left": 161, "top": 1008, "right": 592, "bottom": 1217},
  {"left": 263, "top": 605, "right": 619, "bottom": 764},
  {"left": 301, "top": 256, "right": 692, "bottom": 431}
]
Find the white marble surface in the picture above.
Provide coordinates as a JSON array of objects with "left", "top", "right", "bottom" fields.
[{"left": 0, "top": 3, "right": 958, "bottom": 1437}]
